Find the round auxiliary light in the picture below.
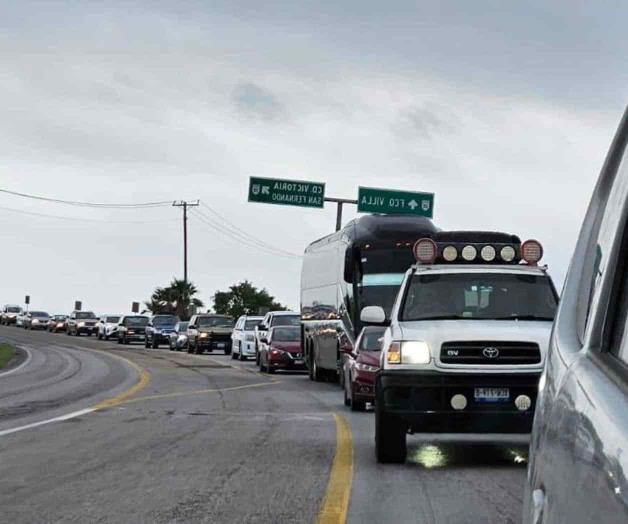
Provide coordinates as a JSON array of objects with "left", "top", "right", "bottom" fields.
[
  {"left": 480, "top": 245, "right": 496, "bottom": 262},
  {"left": 461, "top": 245, "right": 477, "bottom": 261},
  {"left": 515, "top": 395, "right": 532, "bottom": 411},
  {"left": 451, "top": 394, "right": 467, "bottom": 411},
  {"left": 413, "top": 238, "right": 437, "bottom": 264},
  {"left": 500, "top": 245, "right": 516, "bottom": 262},
  {"left": 442, "top": 245, "right": 458, "bottom": 262},
  {"left": 521, "top": 239, "right": 543, "bottom": 265}
]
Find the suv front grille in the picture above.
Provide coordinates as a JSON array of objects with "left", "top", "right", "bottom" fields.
[{"left": 440, "top": 341, "right": 541, "bottom": 365}]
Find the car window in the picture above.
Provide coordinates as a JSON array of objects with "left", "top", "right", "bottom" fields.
[
  {"left": 271, "top": 315, "right": 300, "bottom": 327},
  {"left": 576, "top": 132, "right": 628, "bottom": 346}
]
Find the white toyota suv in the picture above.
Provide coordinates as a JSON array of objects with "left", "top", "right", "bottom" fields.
[{"left": 363, "top": 232, "right": 558, "bottom": 463}]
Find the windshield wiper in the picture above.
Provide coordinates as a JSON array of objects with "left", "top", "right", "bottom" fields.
[{"left": 493, "top": 315, "right": 554, "bottom": 321}]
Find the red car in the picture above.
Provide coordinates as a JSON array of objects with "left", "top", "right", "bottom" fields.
[
  {"left": 342, "top": 326, "right": 386, "bottom": 411},
  {"left": 258, "top": 326, "right": 305, "bottom": 374}
]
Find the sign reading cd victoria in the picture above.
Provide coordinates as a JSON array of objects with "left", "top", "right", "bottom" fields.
[
  {"left": 248, "top": 177, "right": 325, "bottom": 209},
  {"left": 357, "top": 186, "right": 434, "bottom": 218}
]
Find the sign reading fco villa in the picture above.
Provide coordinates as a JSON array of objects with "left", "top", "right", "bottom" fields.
[
  {"left": 357, "top": 186, "right": 435, "bottom": 218},
  {"left": 248, "top": 177, "right": 325, "bottom": 209}
]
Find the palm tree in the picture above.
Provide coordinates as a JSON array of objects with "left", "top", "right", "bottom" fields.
[
  {"left": 164, "top": 279, "right": 204, "bottom": 320},
  {"left": 144, "top": 287, "right": 176, "bottom": 315}
]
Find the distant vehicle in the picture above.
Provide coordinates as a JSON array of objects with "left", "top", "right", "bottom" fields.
[
  {"left": 116, "top": 315, "right": 149, "bottom": 345},
  {"left": 258, "top": 326, "right": 305, "bottom": 374},
  {"left": 24, "top": 311, "right": 50, "bottom": 330},
  {"left": 524, "top": 109, "right": 628, "bottom": 523},
  {"left": 1, "top": 305, "right": 22, "bottom": 325},
  {"left": 15, "top": 310, "right": 28, "bottom": 328},
  {"left": 187, "top": 314, "right": 235, "bottom": 354},
  {"left": 97, "top": 314, "right": 122, "bottom": 340},
  {"left": 372, "top": 233, "right": 558, "bottom": 463},
  {"left": 342, "top": 326, "right": 386, "bottom": 411},
  {"left": 145, "top": 314, "right": 179, "bottom": 349},
  {"left": 301, "top": 214, "right": 438, "bottom": 382},
  {"left": 168, "top": 321, "right": 189, "bottom": 351},
  {"left": 66, "top": 311, "right": 98, "bottom": 336},
  {"left": 254, "top": 311, "right": 300, "bottom": 365},
  {"left": 47, "top": 315, "right": 68, "bottom": 333},
  {"left": 231, "top": 315, "right": 263, "bottom": 361}
]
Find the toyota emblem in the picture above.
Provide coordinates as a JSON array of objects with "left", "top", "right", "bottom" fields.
[{"left": 482, "top": 347, "right": 499, "bottom": 358}]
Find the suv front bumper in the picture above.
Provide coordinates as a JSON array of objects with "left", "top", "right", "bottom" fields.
[{"left": 376, "top": 370, "right": 541, "bottom": 433}]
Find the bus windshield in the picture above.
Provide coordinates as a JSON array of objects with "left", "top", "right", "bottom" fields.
[{"left": 358, "top": 273, "right": 405, "bottom": 319}]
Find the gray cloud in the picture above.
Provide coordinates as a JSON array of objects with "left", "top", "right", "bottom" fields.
[{"left": 233, "top": 82, "right": 286, "bottom": 122}]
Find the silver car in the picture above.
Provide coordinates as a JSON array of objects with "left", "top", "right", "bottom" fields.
[
  {"left": 524, "top": 107, "right": 628, "bottom": 523},
  {"left": 168, "top": 321, "right": 189, "bottom": 351},
  {"left": 24, "top": 311, "right": 50, "bottom": 330}
]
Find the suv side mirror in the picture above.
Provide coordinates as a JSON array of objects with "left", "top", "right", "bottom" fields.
[{"left": 360, "top": 306, "right": 386, "bottom": 325}]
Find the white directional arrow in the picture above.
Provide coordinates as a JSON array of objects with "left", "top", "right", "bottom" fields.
[{"left": 408, "top": 199, "right": 418, "bottom": 210}]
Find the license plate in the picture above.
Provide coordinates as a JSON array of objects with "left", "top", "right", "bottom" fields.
[
  {"left": 294, "top": 359, "right": 304, "bottom": 365},
  {"left": 474, "top": 387, "right": 509, "bottom": 402},
  {"left": 216, "top": 343, "right": 225, "bottom": 348}
]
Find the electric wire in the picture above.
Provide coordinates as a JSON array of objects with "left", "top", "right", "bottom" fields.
[
  {"left": 0, "top": 188, "right": 171, "bottom": 208},
  {"left": 0, "top": 204, "right": 179, "bottom": 224},
  {"left": 196, "top": 204, "right": 301, "bottom": 258},
  {"left": 189, "top": 209, "right": 302, "bottom": 260}
]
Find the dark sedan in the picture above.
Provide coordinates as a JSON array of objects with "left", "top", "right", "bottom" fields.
[{"left": 145, "top": 314, "right": 179, "bottom": 349}]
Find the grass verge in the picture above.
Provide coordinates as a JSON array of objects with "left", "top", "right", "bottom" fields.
[{"left": 0, "top": 343, "right": 15, "bottom": 369}]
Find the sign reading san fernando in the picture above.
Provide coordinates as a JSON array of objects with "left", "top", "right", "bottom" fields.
[{"left": 248, "top": 177, "right": 325, "bottom": 209}]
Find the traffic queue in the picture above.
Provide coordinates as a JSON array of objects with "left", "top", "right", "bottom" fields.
[{"left": 3, "top": 103, "right": 628, "bottom": 521}]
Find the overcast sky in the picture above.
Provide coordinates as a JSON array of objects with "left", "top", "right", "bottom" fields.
[{"left": 1, "top": 0, "right": 627, "bottom": 314}]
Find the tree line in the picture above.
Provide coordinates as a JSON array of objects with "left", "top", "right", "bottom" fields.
[{"left": 144, "top": 279, "right": 287, "bottom": 320}]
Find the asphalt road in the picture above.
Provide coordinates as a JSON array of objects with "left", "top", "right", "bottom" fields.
[{"left": 0, "top": 326, "right": 527, "bottom": 523}]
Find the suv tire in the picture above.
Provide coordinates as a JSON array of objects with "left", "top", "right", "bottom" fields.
[{"left": 375, "top": 404, "right": 407, "bottom": 464}]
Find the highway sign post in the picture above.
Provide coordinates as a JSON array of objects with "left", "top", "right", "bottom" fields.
[
  {"left": 357, "top": 187, "right": 435, "bottom": 218},
  {"left": 248, "top": 177, "right": 325, "bottom": 209}
]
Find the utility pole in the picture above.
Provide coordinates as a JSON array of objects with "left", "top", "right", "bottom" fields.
[
  {"left": 172, "top": 200, "right": 200, "bottom": 283},
  {"left": 324, "top": 197, "right": 358, "bottom": 231}
]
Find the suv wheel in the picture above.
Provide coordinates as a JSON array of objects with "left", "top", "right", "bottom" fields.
[{"left": 375, "top": 404, "right": 407, "bottom": 464}]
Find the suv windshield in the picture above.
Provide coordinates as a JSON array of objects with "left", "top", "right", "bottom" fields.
[
  {"left": 106, "top": 316, "right": 120, "bottom": 323},
  {"left": 244, "top": 319, "right": 262, "bottom": 330},
  {"left": 126, "top": 317, "right": 149, "bottom": 326},
  {"left": 197, "top": 316, "right": 234, "bottom": 328},
  {"left": 76, "top": 312, "right": 96, "bottom": 319},
  {"left": 272, "top": 327, "right": 300, "bottom": 342},
  {"left": 153, "top": 315, "right": 178, "bottom": 326},
  {"left": 272, "top": 315, "right": 300, "bottom": 327},
  {"left": 31, "top": 312, "right": 48, "bottom": 317},
  {"left": 400, "top": 272, "right": 558, "bottom": 321},
  {"left": 7, "top": 307, "right": 21, "bottom": 313}
]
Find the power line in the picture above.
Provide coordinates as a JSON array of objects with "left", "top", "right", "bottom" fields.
[
  {"left": 196, "top": 204, "right": 302, "bottom": 258},
  {"left": 190, "top": 209, "right": 301, "bottom": 259},
  {"left": 0, "top": 204, "right": 179, "bottom": 224},
  {"left": 0, "top": 188, "right": 171, "bottom": 208},
  {"left": 192, "top": 208, "right": 302, "bottom": 258}
]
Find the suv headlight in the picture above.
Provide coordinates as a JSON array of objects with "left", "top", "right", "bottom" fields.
[
  {"left": 387, "top": 341, "right": 430, "bottom": 365},
  {"left": 78, "top": 322, "right": 85, "bottom": 327},
  {"left": 200, "top": 332, "right": 209, "bottom": 338}
]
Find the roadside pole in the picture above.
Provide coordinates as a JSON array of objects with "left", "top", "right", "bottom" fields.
[{"left": 173, "top": 200, "right": 200, "bottom": 283}]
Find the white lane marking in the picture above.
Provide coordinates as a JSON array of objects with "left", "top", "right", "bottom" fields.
[
  {"left": 0, "top": 408, "right": 95, "bottom": 437},
  {"left": 0, "top": 345, "right": 32, "bottom": 377}
]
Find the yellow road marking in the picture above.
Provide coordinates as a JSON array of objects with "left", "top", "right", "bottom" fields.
[
  {"left": 91, "top": 353, "right": 151, "bottom": 411},
  {"left": 317, "top": 413, "right": 353, "bottom": 524},
  {"left": 116, "top": 380, "right": 277, "bottom": 406}
]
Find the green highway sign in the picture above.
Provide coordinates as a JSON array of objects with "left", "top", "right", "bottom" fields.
[
  {"left": 248, "top": 176, "right": 326, "bottom": 209},
  {"left": 357, "top": 186, "right": 435, "bottom": 218}
]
